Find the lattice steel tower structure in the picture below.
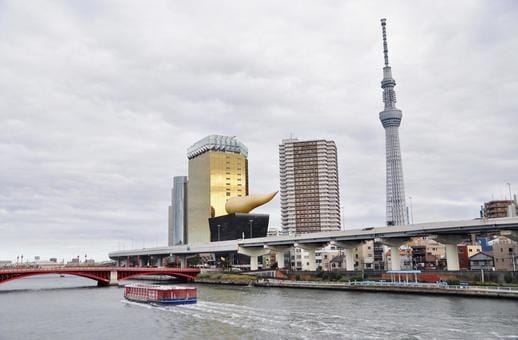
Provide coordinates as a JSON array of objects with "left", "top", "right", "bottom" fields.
[{"left": 379, "top": 18, "right": 407, "bottom": 226}]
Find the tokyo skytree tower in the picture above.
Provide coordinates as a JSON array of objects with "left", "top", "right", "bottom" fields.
[{"left": 379, "top": 19, "right": 407, "bottom": 226}]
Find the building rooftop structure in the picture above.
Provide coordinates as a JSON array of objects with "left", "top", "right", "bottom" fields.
[
  {"left": 187, "top": 135, "right": 248, "bottom": 159},
  {"left": 483, "top": 199, "right": 517, "bottom": 219}
]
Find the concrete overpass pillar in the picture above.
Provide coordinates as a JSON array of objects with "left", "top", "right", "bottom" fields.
[
  {"left": 378, "top": 238, "right": 409, "bottom": 271},
  {"left": 275, "top": 252, "right": 286, "bottom": 269},
  {"left": 433, "top": 235, "right": 467, "bottom": 271},
  {"left": 266, "top": 246, "right": 291, "bottom": 269},
  {"left": 109, "top": 270, "right": 118, "bottom": 285},
  {"left": 238, "top": 246, "right": 270, "bottom": 271},
  {"left": 344, "top": 248, "right": 355, "bottom": 271},
  {"left": 250, "top": 256, "right": 259, "bottom": 271},
  {"left": 334, "top": 241, "right": 362, "bottom": 271},
  {"left": 390, "top": 247, "right": 401, "bottom": 271},
  {"left": 445, "top": 244, "right": 459, "bottom": 271},
  {"left": 179, "top": 256, "right": 187, "bottom": 269}
]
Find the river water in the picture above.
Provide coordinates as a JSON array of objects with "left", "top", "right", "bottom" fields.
[{"left": 0, "top": 275, "right": 516, "bottom": 340}]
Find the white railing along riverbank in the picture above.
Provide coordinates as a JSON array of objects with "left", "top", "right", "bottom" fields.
[{"left": 253, "top": 278, "right": 518, "bottom": 298}]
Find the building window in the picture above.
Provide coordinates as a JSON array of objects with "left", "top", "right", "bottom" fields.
[{"left": 226, "top": 192, "right": 230, "bottom": 196}]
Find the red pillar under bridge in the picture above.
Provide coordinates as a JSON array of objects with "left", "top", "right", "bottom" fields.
[{"left": 0, "top": 267, "right": 200, "bottom": 286}]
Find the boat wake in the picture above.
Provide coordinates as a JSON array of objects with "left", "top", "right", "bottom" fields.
[{"left": 121, "top": 299, "right": 384, "bottom": 339}]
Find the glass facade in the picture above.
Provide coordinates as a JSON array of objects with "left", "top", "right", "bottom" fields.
[
  {"left": 186, "top": 135, "right": 248, "bottom": 244},
  {"left": 208, "top": 152, "right": 248, "bottom": 217}
]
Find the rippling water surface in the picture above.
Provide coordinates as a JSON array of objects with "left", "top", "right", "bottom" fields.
[{"left": 0, "top": 275, "right": 517, "bottom": 339}]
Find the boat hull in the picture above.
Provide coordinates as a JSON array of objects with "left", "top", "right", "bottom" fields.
[
  {"left": 123, "top": 283, "right": 197, "bottom": 306},
  {"left": 125, "top": 297, "right": 197, "bottom": 305}
]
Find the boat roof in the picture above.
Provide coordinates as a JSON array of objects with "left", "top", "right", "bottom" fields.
[{"left": 124, "top": 283, "right": 195, "bottom": 290}]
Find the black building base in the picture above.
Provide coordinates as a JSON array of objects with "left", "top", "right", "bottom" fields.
[{"left": 209, "top": 213, "right": 269, "bottom": 242}]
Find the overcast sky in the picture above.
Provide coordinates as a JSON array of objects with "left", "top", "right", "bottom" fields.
[{"left": 1, "top": 1, "right": 517, "bottom": 261}]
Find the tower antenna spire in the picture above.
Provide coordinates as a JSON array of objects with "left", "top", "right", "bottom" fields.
[{"left": 381, "top": 18, "right": 389, "bottom": 66}]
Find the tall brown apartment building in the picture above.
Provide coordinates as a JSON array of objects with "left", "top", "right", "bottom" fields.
[{"left": 279, "top": 138, "right": 340, "bottom": 233}]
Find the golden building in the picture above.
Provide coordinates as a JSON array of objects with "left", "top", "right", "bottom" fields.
[{"left": 186, "top": 135, "right": 248, "bottom": 244}]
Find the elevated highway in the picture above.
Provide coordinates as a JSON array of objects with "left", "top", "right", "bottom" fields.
[{"left": 109, "top": 217, "right": 518, "bottom": 271}]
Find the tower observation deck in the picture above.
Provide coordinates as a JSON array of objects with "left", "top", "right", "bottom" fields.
[{"left": 379, "top": 18, "right": 407, "bottom": 226}]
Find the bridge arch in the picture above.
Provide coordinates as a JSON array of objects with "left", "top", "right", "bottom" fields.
[
  {"left": 0, "top": 271, "right": 110, "bottom": 286},
  {"left": 0, "top": 267, "right": 200, "bottom": 287}
]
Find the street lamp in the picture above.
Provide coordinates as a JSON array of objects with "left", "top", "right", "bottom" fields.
[
  {"left": 217, "top": 224, "right": 221, "bottom": 241},
  {"left": 249, "top": 219, "right": 253, "bottom": 239}
]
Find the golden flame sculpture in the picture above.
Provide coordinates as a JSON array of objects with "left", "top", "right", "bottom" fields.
[{"left": 225, "top": 191, "right": 278, "bottom": 214}]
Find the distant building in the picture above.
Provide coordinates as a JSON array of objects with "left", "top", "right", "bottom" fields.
[
  {"left": 483, "top": 199, "right": 517, "bottom": 218},
  {"left": 346, "top": 240, "right": 387, "bottom": 271},
  {"left": 410, "top": 245, "right": 426, "bottom": 269},
  {"left": 329, "top": 254, "right": 347, "bottom": 271},
  {"left": 490, "top": 236, "right": 518, "bottom": 271},
  {"left": 470, "top": 252, "right": 494, "bottom": 270},
  {"left": 458, "top": 244, "right": 482, "bottom": 269},
  {"left": 316, "top": 244, "right": 343, "bottom": 271},
  {"left": 358, "top": 240, "right": 375, "bottom": 270},
  {"left": 409, "top": 237, "right": 446, "bottom": 270},
  {"left": 279, "top": 138, "right": 340, "bottom": 233},
  {"left": 186, "top": 135, "right": 248, "bottom": 244},
  {"left": 0, "top": 260, "right": 12, "bottom": 268},
  {"left": 373, "top": 242, "right": 386, "bottom": 270},
  {"left": 168, "top": 176, "right": 188, "bottom": 246}
]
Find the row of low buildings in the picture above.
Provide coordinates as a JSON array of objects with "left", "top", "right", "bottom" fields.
[{"left": 299, "top": 235, "right": 517, "bottom": 272}]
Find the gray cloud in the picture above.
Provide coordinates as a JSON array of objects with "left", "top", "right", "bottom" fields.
[{"left": 1, "top": 1, "right": 517, "bottom": 261}]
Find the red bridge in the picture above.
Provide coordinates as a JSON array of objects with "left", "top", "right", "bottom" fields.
[{"left": 0, "top": 267, "right": 200, "bottom": 286}]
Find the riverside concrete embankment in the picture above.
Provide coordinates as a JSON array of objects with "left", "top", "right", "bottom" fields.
[
  {"left": 195, "top": 275, "right": 518, "bottom": 299},
  {"left": 253, "top": 279, "right": 518, "bottom": 299}
]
